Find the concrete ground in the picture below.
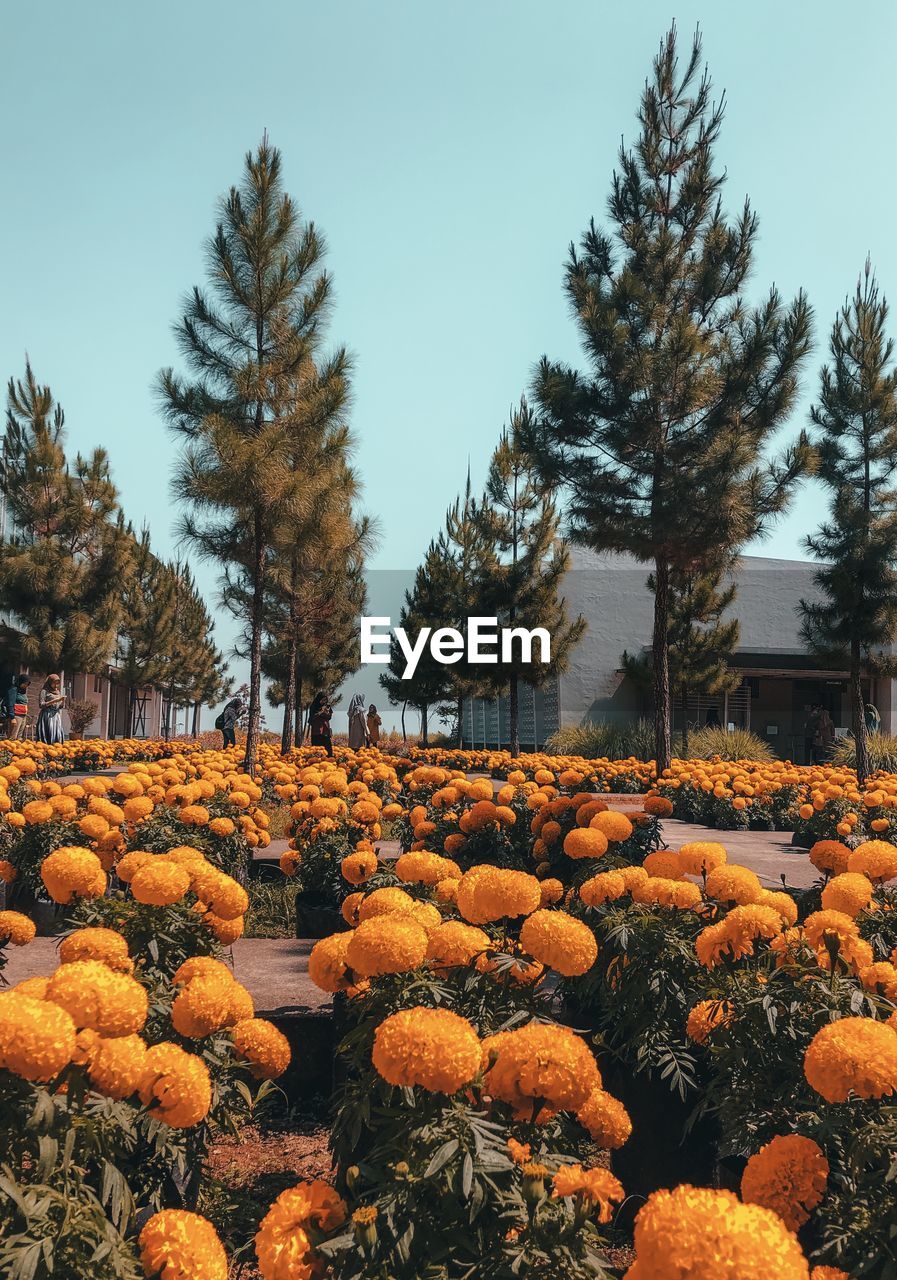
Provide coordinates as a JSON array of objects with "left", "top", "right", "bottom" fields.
[{"left": 2, "top": 935, "right": 331, "bottom": 1017}]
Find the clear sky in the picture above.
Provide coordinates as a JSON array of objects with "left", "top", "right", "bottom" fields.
[{"left": 3, "top": 1, "right": 896, "bottom": 732}]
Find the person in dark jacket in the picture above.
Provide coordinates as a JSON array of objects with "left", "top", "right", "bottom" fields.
[
  {"left": 309, "top": 692, "right": 333, "bottom": 757},
  {"left": 218, "top": 697, "right": 243, "bottom": 748}
]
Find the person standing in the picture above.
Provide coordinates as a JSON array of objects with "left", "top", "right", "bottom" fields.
[
  {"left": 347, "top": 693, "right": 368, "bottom": 749},
  {"left": 366, "top": 702, "right": 382, "bottom": 746},
  {"left": 309, "top": 692, "right": 333, "bottom": 756},
  {"left": 36, "top": 675, "right": 66, "bottom": 744},
  {"left": 217, "top": 697, "right": 243, "bottom": 749},
  {"left": 4, "top": 675, "right": 30, "bottom": 739}
]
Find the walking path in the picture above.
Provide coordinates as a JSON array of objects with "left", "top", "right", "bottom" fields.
[{"left": 2, "top": 936, "right": 330, "bottom": 1017}]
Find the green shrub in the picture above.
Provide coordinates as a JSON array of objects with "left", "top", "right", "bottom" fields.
[
  {"left": 684, "top": 726, "right": 775, "bottom": 762},
  {"left": 831, "top": 731, "right": 897, "bottom": 774},
  {"left": 546, "top": 720, "right": 774, "bottom": 764},
  {"left": 545, "top": 719, "right": 657, "bottom": 761}
]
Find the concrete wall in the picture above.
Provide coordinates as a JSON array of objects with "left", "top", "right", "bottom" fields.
[{"left": 559, "top": 550, "right": 833, "bottom": 729}]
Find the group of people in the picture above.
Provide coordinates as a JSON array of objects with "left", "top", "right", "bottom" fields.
[
  {"left": 2, "top": 673, "right": 67, "bottom": 743},
  {"left": 308, "top": 692, "right": 381, "bottom": 757},
  {"left": 214, "top": 692, "right": 382, "bottom": 756}
]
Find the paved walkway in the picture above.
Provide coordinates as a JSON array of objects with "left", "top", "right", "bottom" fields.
[{"left": 2, "top": 936, "right": 330, "bottom": 1017}]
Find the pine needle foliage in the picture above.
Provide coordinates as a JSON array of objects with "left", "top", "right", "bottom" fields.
[
  {"left": 523, "top": 26, "right": 812, "bottom": 772},
  {"left": 0, "top": 363, "right": 130, "bottom": 675},
  {"left": 160, "top": 137, "right": 350, "bottom": 772},
  {"left": 800, "top": 261, "right": 897, "bottom": 785}
]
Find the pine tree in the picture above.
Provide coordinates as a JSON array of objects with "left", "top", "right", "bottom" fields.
[
  {"left": 800, "top": 262, "right": 897, "bottom": 785},
  {"left": 261, "top": 499, "right": 373, "bottom": 753},
  {"left": 624, "top": 555, "right": 740, "bottom": 755},
  {"left": 380, "top": 539, "right": 456, "bottom": 744},
  {"left": 0, "top": 363, "right": 130, "bottom": 676},
  {"left": 444, "top": 473, "right": 497, "bottom": 744},
  {"left": 522, "top": 27, "right": 812, "bottom": 771},
  {"left": 479, "top": 401, "right": 585, "bottom": 753},
  {"left": 161, "top": 564, "right": 231, "bottom": 738},
  {"left": 116, "top": 527, "right": 178, "bottom": 735},
  {"left": 160, "top": 137, "right": 350, "bottom": 773}
]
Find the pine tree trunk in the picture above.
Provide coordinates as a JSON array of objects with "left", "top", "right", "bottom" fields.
[
  {"left": 509, "top": 674, "right": 520, "bottom": 756},
  {"left": 243, "top": 512, "right": 265, "bottom": 775},
  {"left": 191, "top": 703, "right": 200, "bottom": 737},
  {"left": 653, "top": 556, "right": 672, "bottom": 774},
  {"left": 420, "top": 703, "right": 429, "bottom": 746},
  {"left": 281, "top": 628, "right": 297, "bottom": 757},
  {"left": 680, "top": 684, "right": 689, "bottom": 758},
  {"left": 401, "top": 701, "right": 407, "bottom": 743},
  {"left": 125, "top": 686, "right": 136, "bottom": 738},
  {"left": 851, "top": 639, "right": 869, "bottom": 785},
  {"left": 294, "top": 673, "right": 303, "bottom": 747}
]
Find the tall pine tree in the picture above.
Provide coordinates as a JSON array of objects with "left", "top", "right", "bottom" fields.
[
  {"left": 800, "top": 261, "right": 897, "bottom": 784},
  {"left": 160, "top": 138, "right": 350, "bottom": 773},
  {"left": 478, "top": 402, "right": 585, "bottom": 754},
  {"left": 624, "top": 554, "right": 740, "bottom": 756},
  {"left": 0, "top": 363, "right": 130, "bottom": 676},
  {"left": 380, "top": 539, "right": 456, "bottom": 744},
  {"left": 522, "top": 27, "right": 812, "bottom": 770},
  {"left": 444, "top": 473, "right": 497, "bottom": 744},
  {"left": 115, "top": 527, "right": 179, "bottom": 735}
]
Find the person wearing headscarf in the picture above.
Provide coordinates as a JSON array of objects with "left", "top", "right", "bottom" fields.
[
  {"left": 347, "top": 693, "right": 368, "bottom": 750},
  {"left": 36, "top": 674, "right": 66, "bottom": 744},
  {"left": 367, "top": 702, "right": 382, "bottom": 746},
  {"left": 309, "top": 692, "right": 333, "bottom": 757}
]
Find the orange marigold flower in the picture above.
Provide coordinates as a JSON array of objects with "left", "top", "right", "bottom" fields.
[
  {"left": 590, "top": 811, "right": 634, "bottom": 843},
  {"left": 859, "top": 961, "right": 897, "bottom": 1001},
  {"left": 820, "top": 872, "right": 874, "bottom": 917},
  {"left": 705, "top": 864, "right": 763, "bottom": 905},
  {"left": 625, "top": 1184, "right": 809, "bottom": 1279},
  {"left": 808, "top": 840, "right": 852, "bottom": 876},
  {"left": 426, "top": 920, "right": 491, "bottom": 969},
  {"left": 803, "top": 1017, "right": 897, "bottom": 1102},
  {"left": 308, "top": 932, "right": 354, "bottom": 993},
  {"left": 0, "top": 910, "right": 36, "bottom": 946},
  {"left": 518, "top": 908, "right": 598, "bottom": 977},
  {"left": 139, "top": 1042, "right": 212, "bottom": 1127},
  {"left": 45, "top": 960, "right": 148, "bottom": 1037},
  {"left": 575, "top": 1087, "right": 632, "bottom": 1148},
  {"left": 740, "top": 1134, "right": 828, "bottom": 1231},
  {"left": 579, "top": 870, "right": 626, "bottom": 907},
  {"left": 642, "top": 849, "right": 683, "bottom": 879},
  {"left": 139, "top": 1209, "right": 227, "bottom": 1280},
  {"left": 0, "top": 991, "right": 76, "bottom": 1081},
  {"left": 456, "top": 865, "right": 541, "bottom": 924},
  {"left": 552, "top": 1164, "right": 624, "bottom": 1223},
  {"left": 848, "top": 839, "right": 897, "bottom": 883},
  {"left": 373, "top": 1006, "right": 481, "bottom": 1093},
  {"left": 341, "top": 850, "right": 379, "bottom": 885},
  {"left": 345, "top": 915, "right": 428, "bottom": 977},
  {"left": 255, "top": 1181, "right": 347, "bottom": 1280},
  {"left": 87, "top": 1033, "right": 148, "bottom": 1100},
  {"left": 232, "top": 1018, "right": 291, "bottom": 1079},
  {"left": 131, "top": 860, "right": 191, "bottom": 906},
  {"left": 563, "top": 826, "right": 609, "bottom": 860},
  {"left": 483, "top": 1022, "right": 600, "bottom": 1115},
  {"left": 686, "top": 998, "right": 733, "bottom": 1044}
]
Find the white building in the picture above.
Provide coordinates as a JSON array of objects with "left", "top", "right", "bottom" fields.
[{"left": 462, "top": 549, "right": 892, "bottom": 761}]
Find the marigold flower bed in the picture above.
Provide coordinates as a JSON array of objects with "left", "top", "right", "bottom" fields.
[{"left": 0, "top": 741, "right": 894, "bottom": 1277}]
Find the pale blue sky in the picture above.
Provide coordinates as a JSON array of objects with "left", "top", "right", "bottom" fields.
[{"left": 3, "top": 2, "right": 896, "bottom": 729}]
